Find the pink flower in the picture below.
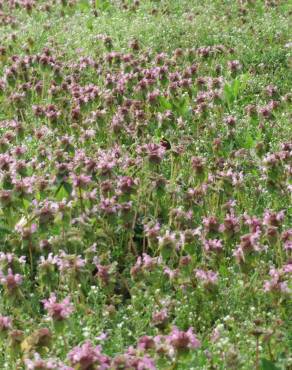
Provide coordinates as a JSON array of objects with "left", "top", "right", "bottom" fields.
[
  {"left": 284, "top": 240, "right": 292, "bottom": 251},
  {"left": 264, "top": 267, "right": 291, "bottom": 294},
  {"left": 71, "top": 174, "right": 91, "bottom": 188},
  {"left": 42, "top": 293, "right": 74, "bottom": 321},
  {"left": 163, "top": 267, "right": 179, "bottom": 279},
  {"left": 24, "top": 353, "right": 73, "bottom": 370},
  {"left": 195, "top": 269, "right": 218, "bottom": 286},
  {"left": 211, "top": 327, "right": 221, "bottom": 343},
  {"left": 166, "top": 327, "right": 201, "bottom": 350},
  {"left": 112, "top": 352, "right": 156, "bottom": 370},
  {"left": 203, "top": 239, "right": 223, "bottom": 254},
  {"left": 227, "top": 60, "right": 242, "bottom": 73},
  {"left": 238, "top": 230, "right": 261, "bottom": 252},
  {"left": 137, "top": 355, "right": 156, "bottom": 370},
  {"left": 282, "top": 229, "right": 292, "bottom": 251},
  {"left": 144, "top": 222, "right": 160, "bottom": 240},
  {"left": 137, "top": 335, "right": 155, "bottom": 350},
  {"left": 95, "top": 264, "right": 112, "bottom": 285},
  {"left": 142, "top": 143, "right": 166, "bottom": 164},
  {"left": 0, "top": 268, "right": 23, "bottom": 291},
  {"left": 152, "top": 309, "right": 168, "bottom": 326},
  {"left": 96, "top": 332, "right": 108, "bottom": 341},
  {"left": 220, "top": 212, "right": 240, "bottom": 235},
  {"left": 202, "top": 216, "right": 219, "bottom": 233},
  {"left": 283, "top": 262, "right": 292, "bottom": 274},
  {"left": 233, "top": 247, "right": 245, "bottom": 264},
  {"left": 244, "top": 214, "right": 262, "bottom": 233},
  {"left": 263, "top": 210, "right": 285, "bottom": 227},
  {"left": 24, "top": 353, "right": 57, "bottom": 370},
  {"left": 0, "top": 315, "right": 12, "bottom": 331},
  {"left": 99, "top": 197, "right": 119, "bottom": 215},
  {"left": 158, "top": 230, "right": 177, "bottom": 249},
  {"left": 68, "top": 340, "right": 110, "bottom": 370},
  {"left": 56, "top": 251, "right": 86, "bottom": 273}
]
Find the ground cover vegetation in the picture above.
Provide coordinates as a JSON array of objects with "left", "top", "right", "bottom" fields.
[{"left": 0, "top": 0, "right": 291, "bottom": 369}]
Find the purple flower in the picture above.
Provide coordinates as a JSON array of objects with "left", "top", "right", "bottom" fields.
[
  {"left": 227, "top": 60, "right": 242, "bottom": 73},
  {"left": 195, "top": 269, "right": 218, "bottom": 287},
  {"left": 136, "top": 355, "right": 156, "bottom": 370},
  {"left": 141, "top": 143, "right": 166, "bottom": 164},
  {"left": 264, "top": 267, "right": 291, "bottom": 294},
  {"left": 112, "top": 352, "right": 156, "bottom": 370},
  {"left": 95, "top": 264, "right": 112, "bottom": 285},
  {"left": 244, "top": 214, "right": 262, "bottom": 233},
  {"left": 202, "top": 216, "right": 219, "bottom": 234},
  {"left": 137, "top": 335, "right": 155, "bottom": 350},
  {"left": 99, "top": 197, "right": 119, "bottom": 215},
  {"left": 265, "top": 84, "right": 278, "bottom": 97},
  {"left": 42, "top": 293, "right": 74, "bottom": 321},
  {"left": 191, "top": 156, "right": 205, "bottom": 174},
  {"left": 152, "top": 309, "right": 168, "bottom": 326},
  {"left": 163, "top": 267, "right": 179, "bottom": 279},
  {"left": 203, "top": 239, "right": 223, "bottom": 254},
  {"left": 219, "top": 212, "right": 240, "bottom": 235},
  {"left": 71, "top": 173, "right": 92, "bottom": 188},
  {"left": 68, "top": 340, "right": 110, "bottom": 370},
  {"left": 24, "top": 353, "right": 57, "bottom": 370},
  {"left": 56, "top": 251, "right": 86, "bottom": 273},
  {"left": 283, "top": 262, "right": 292, "bottom": 274},
  {"left": 233, "top": 247, "right": 245, "bottom": 264},
  {"left": 166, "top": 326, "right": 201, "bottom": 350},
  {"left": 117, "top": 176, "right": 137, "bottom": 194},
  {"left": 263, "top": 209, "right": 285, "bottom": 227},
  {"left": 284, "top": 240, "right": 292, "bottom": 251},
  {"left": 0, "top": 252, "right": 26, "bottom": 267},
  {"left": 0, "top": 315, "right": 12, "bottom": 331},
  {"left": 24, "top": 353, "right": 73, "bottom": 370},
  {"left": 158, "top": 230, "right": 177, "bottom": 249},
  {"left": 238, "top": 230, "right": 261, "bottom": 252},
  {"left": 0, "top": 268, "right": 23, "bottom": 291}
]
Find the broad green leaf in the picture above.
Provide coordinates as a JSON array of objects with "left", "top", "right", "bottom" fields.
[
  {"left": 22, "top": 198, "right": 31, "bottom": 210},
  {"left": 63, "top": 182, "right": 73, "bottom": 196},
  {"left": 55, "top": 184, "right": 68, "bottom": 201},
  {"left": 260, "top": 358, "right": 280, "bottom": 370},
  {"left": 158, "top": 96, "right": 172, "bottom": 111}
]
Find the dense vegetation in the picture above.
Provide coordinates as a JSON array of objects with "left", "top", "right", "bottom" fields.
[{"left": 0, "top": 1, "right": 291, "bottom": 369}]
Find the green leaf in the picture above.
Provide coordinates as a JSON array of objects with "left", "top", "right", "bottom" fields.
[
  {"left": 78, "top": 0, "right": 90, "bottom": 11},
  {"left": 169, "top": 96, "right": 190, "bottom": 119},
  {"left": 102, "top": 1, "right": 110, "bottom": 10},
  {"left": 55, "top": 184, "right": 68, "bottom": 201},
  {"left": 260, "top": 358, "right": 280, "bottom": 370},
  {"left": 224, "top": 83, "right": 234, "bottom": 107},
  {"left": 239, "top": 73, "right": 250, "bottom": 91},
  {"left": 63, "top": 182, "right": 73, "bottom": 196},
  {"left": 22, "top": 198, "right": 31, "bottom": 210},
  {"left": 0, "top": 226, "right": 11, "bottom": 235},
  {"left": 219, "top": 264, "right": 228, "bottom": 277},
  {"left": 232, "top": 78, "right": 240, "bottom": 99},
  {"left": 158, "top": 95, "right": 172, "bottom": 111},
  {"left": 86, "top": 18, "right": 94, "bottom": 31},
  {"left": 243, "top": 133, "right": 254, "bottom": 149},
  {"left": 95, "top": 0, "right": 110, "bottom": 10}
]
